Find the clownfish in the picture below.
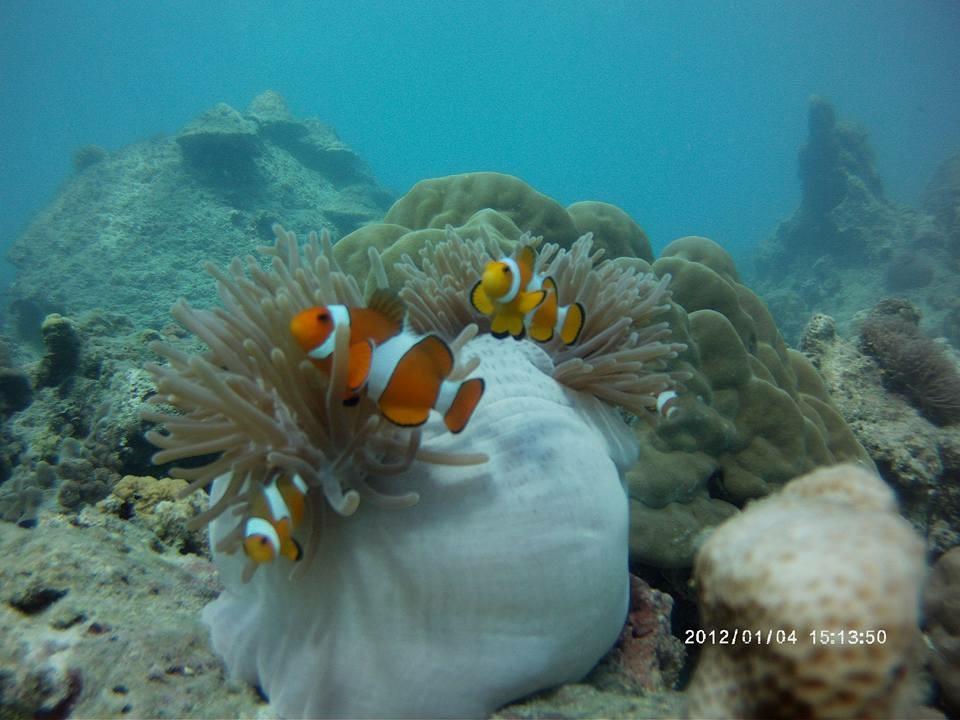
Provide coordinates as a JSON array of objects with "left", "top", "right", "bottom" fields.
[
  {"left": 289, "top": 290, "right": 405, "bottom": 401},
  {"left": 656, "top": 390, "right": 679, "bottom": 419},
  {"left": 524, "top": 275, "right": 585, "bottom": 345},
  {"left": 242, "top": 473, "right": 308, "bottom": 566},
  {"left": 470, "top": 246, "right": 547, "bottom": 340},
  {"left": 366, "top": 332, "right": 485, "bottom": 433}
]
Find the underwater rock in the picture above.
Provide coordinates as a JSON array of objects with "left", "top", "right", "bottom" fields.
[
  {"left": 36, "top": 313, "right": 81, "bottom": 388},
  {"left": 926, "top": 547, "right": 960, "bottom": 716},
  {"left": 4, "top": 91, "right": 392, "bottom": 334},
  {"left": 175, "top": 102, "right": 261, "bottom": 182},
  {"left": 687, "top": 463, "right": 927, "bottom": 720},
  {"left": 922, "top": 152, "right": 960, "bottom": 257},
  {"left": 203, "top": 336, "right": 632, "bottom": 719},
  {"left": 801, "top": 313, "right": 960, "bottom": 556},
  {"left": 0, "top": 367, "right": 32, "bottom": 414},
  {"left": 753, "top": 97, "right": 954, "bottom": 344},
  {"left": 594, "top": 575, "right": 685, "bottom": 693},
  {"left": 0, "top": 514, "right": 265, "bottom": 719}
]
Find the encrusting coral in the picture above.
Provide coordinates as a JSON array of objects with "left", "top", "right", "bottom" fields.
[
  {"left": 687, "top": 463, "right": 926, "bottom": 720},
  {"left": 143, "top": 221, "right": 685, "bottom": 718}
]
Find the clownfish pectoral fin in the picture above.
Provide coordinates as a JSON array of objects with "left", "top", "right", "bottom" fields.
[
  {"left": 366, "top": 289, "right": 406, "bottom": 332},
  {"left": 346, "top": 340, "right": 374, "bottom": 394},
  {"left": 441, "top": 378, "right": 485, "bottom": 433},
  {"left": 378, "top": 335, "right": 454, "bottom": 427},
  {"left": 559, "top": 302, "right": 586, "bottom": 345},
  {"left": 516, "top": 289, "right": 547, "bottom": 314},
  {"left": 470, "top": 280, "right": 495, "bottom": 316}
]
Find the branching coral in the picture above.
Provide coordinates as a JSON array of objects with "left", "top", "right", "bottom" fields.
[
  {"left": 394, "top": 226, "right": 687, "bottom": 416},
  {"left": 143, "top": 224, "right": 485, "bottom": 576}
]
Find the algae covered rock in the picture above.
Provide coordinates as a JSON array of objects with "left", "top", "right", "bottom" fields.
[{"left": 5, "top": 90, "right": 393, "bottom": 334}]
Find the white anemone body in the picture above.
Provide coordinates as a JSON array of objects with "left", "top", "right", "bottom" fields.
[{"left": 202, "top": 335, "right": 633, "bottom": 719}]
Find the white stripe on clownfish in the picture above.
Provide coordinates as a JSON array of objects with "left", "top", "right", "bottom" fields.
[
  {"left": 656, "top": 390, "right": 679, "bottom": 418},
  {"left": 244, "top": 516, "right": 281, "bottom": 555},
  {"left": 263, "top": 479, "right": 291, "bottom": 522},
  {"left": 365, "top": 331, "right": 485, "bottom": 434},
  {"left": 308, "top": 305, "right": 351, "bottom": 360},
  {"left": 500, "top": 258, "right": 522, "bottom": 303}
]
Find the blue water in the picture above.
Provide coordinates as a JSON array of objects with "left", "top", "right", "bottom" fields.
[{"left": 1, "top": 0, "right": 959, "bottom": 293}]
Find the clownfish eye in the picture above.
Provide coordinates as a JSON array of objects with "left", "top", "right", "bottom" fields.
[
  {"left": 317, "top": 311, "right": 330, "bottom": 322},
  {"left": 501, "top": 266, "right": 510, "bottom": 274}
]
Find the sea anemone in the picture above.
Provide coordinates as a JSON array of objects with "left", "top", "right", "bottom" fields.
[
  {"left": 859, "top": 301, "right": 960, "bottom": 426},
  {"left": 395, "top": 226, "right": 683, "bottom": 416},
  {"left": 143, "top": 223, "right": 685, "bottom": 718}
]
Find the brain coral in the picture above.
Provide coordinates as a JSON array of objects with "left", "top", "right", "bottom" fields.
[
  {"left": 626, "top": 237, "right": 872, "bottom": 568},
  {"left": 143, "top": 221, "right": 684, "bottom": 718},
  {"left": 687, "top": 463, "right": 926, "bottom": 719}
]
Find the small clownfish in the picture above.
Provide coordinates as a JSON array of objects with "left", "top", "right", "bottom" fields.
[
  {"left": 289, "top": 290, "right": 405, "bottom": 402},
  {"left": 366, "top": 332, "right": 485, "bottom": 434},
  {"left": 470, "top": 246, "right": 547, "bottom": 340},
  {"left": 656, "top": 390, "right": 680, "bottom": 419},
  {"left": 524, "top": 274, "right": 585, "bottom": 345},
  {"left": 242, "top": 473, "right": 308, "bottom": 567}
]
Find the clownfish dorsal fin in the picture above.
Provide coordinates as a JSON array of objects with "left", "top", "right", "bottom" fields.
[
  {"left": 366, "top": 289, "right": 406, "bottom": 332},
  {"left": 470, "top": 280, "right": 494, "bottom": 315},
  {"left": 516, "top": 245, "right": 537, "bottom": 285}
]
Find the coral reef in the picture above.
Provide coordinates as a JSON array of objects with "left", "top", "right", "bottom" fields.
[
  {"left": 35, "top": 313, "right": 81, "bottom": 388},
  {"left": 926, "top": 547, "right": 960, "bottom": 716},
  {"left": 800, "top": 313, "right": 960, "bottom": 556},
  {"left": 687, "top": 464, "right": 927, "bottom": 719},
  {"left": 859, "top": 299, "right": 960, "bottom": 426},
  {"left": 0, "top": 312, "right": 161, "bottom": 525},
  {"left": 754, "top": 97, "right": 959, "bottom": 346},
  {"left": 922, "top": 152, "right": 960, "bottom": 257},
  {"left": 3, "top": 90, "right": 393, "bottom": 336},
  {"left": 142, "top": 222, "right": 683, "bottom": 718},
  {"left": 332, "top": 171, "right": 654, "bottom": 293},
  {"left": 336, "top": 173, "right": 872, "bottom": 571},
  {"left": 631, "top": 236, "right": 871, "bottom": 568}
]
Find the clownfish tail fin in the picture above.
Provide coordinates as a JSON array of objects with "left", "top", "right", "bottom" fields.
[
  {"left": 442, "top": 378, "right": 485, "bottom": 434},
  {"left": 559, "top": 302, "right": 586, "bottom": 345},
  {"left": 367, "top": 289, "right": 406, "bottom": 330}
]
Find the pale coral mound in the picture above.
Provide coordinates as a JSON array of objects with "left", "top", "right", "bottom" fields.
[{"left": 687, "top": 463, "right": 926, "bottom": 719}]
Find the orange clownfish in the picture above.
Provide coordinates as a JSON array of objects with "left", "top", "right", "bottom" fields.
[
  {"left": 289, "top": 290, "right": 405, "bottom": 401},
  {"left": 524, "top": 274, "right": 585, "bottom": 345},
  {"left": 242, "top": 473, "right": 308, "bottom": 566},
  {"left": 366, "top": 332, "right": 485, "bottom": 434},
  {"left": 470, "top": 246, "right": 547, "bottom": 340}
]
